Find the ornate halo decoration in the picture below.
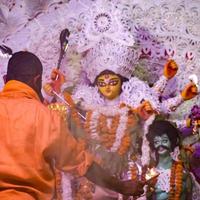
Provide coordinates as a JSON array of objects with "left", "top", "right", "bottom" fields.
[
  {"left": 66, "top": 0, "right": 135, "bottom": 52},
  {"left": 93, "top": 12, "right": 112, "bottom": 33}
]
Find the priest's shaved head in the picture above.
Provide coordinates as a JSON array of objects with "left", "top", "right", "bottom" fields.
[{"left": 6, "top": 51, "right": 43, "bottom": 101}]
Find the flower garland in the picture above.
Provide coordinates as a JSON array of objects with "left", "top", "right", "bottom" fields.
[
  {"left": 127, "top": 161, "right": 140, "bottom": 180},
  {"left": 47, "top": 102, "right": 136, "bottom": 156},
  {"left": 54, "top": 100, "right": 139, "bottom": 157},
  {"left": 84, "top": 106, "right": 136, "bottom": 155},
  {"left": 141, "top": 114, "right": 155, "bottom": 166},
  {"left": 169, "top": 161, "right": 184, "bottom": 200},
  {"left": 55, "top": 169, "right": 63, "bottom": 200}
]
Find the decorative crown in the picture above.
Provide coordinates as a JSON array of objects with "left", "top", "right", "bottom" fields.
[
  {"left": 66, "top": 0, "right": 138, "bottom": 83},
  {"left": 82, "top": 38, "right": 139, "bottom": 83}
]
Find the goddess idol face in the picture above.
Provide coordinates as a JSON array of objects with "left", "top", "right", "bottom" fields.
[{"left": 96, "top": 73, "right": 122, "bottom": 100}]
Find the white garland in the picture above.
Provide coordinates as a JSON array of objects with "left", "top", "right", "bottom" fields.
[
  {"left": 110, "top": 110, "right": 128, "bottom": 152},
  {"left": 87, "top": 106, "right": 129, "bottom": 152},
  {"left": 141, "top": 114, "right": 156, "bottom": 166},
  {"left": 127, "top": 161, "right": 134, "bottom": 180},
  {"left": 90, "top": 111, "right": 100, "bottom": 140},
  {"left": 61, "top": 173, "right": 73, "bottom": 200}
]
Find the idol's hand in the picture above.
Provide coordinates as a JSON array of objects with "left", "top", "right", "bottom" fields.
[
  {"left": 186, "top": 118, "right": 192, "bottom": 127},
  {"left": 50, "top": 69, "right": 66, "bottom": 93},
  {"left": 137, "top": 100, "right": 155, "bottom": 120},
  {"left": 181, "top": 82, "right": 198, "bottom": 100},
  {"left": 164, "top": 59, "right": 178, "bottom": 79},
  {"left": 50, "top": 69, "right": 64, "bottom": 81}
]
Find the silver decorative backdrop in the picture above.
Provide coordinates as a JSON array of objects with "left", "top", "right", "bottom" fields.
[{"left": 0, "top": 0, "right": 199, "bottom": 120}]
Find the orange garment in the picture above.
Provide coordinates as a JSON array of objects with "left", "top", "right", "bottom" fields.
[{"left": 0, "top": 80, "right": 93, "bottom": 200}]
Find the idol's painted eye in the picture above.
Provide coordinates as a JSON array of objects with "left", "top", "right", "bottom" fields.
[
  {"left": 162, "top": 139, "right": 168, "bottom": 144},
  {"left": 154, "top": 140, "right": 159, "bottom": 145},
  {"left": 97, "top": 81, "right": 106, "bottom": 87},
  {"left": 109, "top": 80, "right": 119, "bottom": 86}
]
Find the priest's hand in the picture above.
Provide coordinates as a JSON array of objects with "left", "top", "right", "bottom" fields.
[
  {"left": 85, "top": 162, "right": 145, "bottom": 197},
  {"left": 118, "top": 179, "right": 145, "bottom": 197}
]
